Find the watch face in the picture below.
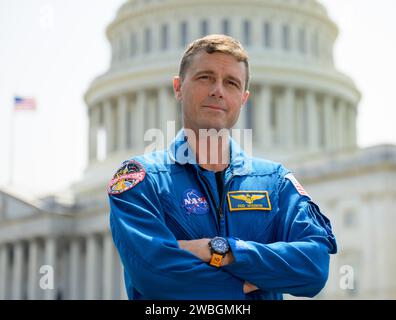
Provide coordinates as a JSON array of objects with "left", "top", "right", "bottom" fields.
[{"left": 211, "top": 237, "right": 229, "bottom": 255}]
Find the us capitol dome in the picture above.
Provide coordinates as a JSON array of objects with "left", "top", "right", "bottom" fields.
[
  {"left": 83, "top": 0, "right": 360, "bottom": 193},
  {"left": 1, "top": 0, "right": 395, "bottom": 300}
]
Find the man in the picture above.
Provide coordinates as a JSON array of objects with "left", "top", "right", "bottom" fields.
[{"left": 108, "top": 34, "right": 337, "bottom": 300}]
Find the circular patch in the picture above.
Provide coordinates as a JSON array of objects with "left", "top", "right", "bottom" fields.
[
  {"left": 107, "top": 160, "right": 146, "bottom": 195},
  {"left": 181, "top": 188, "right": 209, "bottom": 215}
]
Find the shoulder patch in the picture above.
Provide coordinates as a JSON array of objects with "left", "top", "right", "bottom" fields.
[
  {"left": 107, "top": 160, "right": 146, "bottom": 195},
  {"left": 285, "top": 173, "right": 310, "bottom": 198}
]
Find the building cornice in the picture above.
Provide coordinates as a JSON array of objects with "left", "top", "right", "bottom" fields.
[{"left": 293, "top": 144, "right": 396, "bottom": 183}]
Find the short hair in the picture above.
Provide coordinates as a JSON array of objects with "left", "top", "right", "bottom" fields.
[{"left": 178, "top": 34, "right": 250, "bottom": 90}]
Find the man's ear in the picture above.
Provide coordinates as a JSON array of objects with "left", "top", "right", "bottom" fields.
[
  {"left": 241, "top": 90, "right": 250, "bottom": 107},
  {"left": 173, "top": 76, "right": 182, "bottom": 102}
]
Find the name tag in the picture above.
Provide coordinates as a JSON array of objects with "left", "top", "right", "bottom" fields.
[{"left": 227, "top": 191, "right": 271, "bottom": 211}]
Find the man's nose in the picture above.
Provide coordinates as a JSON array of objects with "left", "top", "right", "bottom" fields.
[{"left": 209, "top": 81, "right": 224, "bottom": 99}]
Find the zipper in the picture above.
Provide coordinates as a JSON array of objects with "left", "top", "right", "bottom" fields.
[
  {"left": 199, "top": 174, "right": 221, "bottom": 232},
  {"left": 218, "top": 174, "right": 234, "bottom": 235},
  {"left": 197, "top": 168, "right": 235, "bottom": 235}
]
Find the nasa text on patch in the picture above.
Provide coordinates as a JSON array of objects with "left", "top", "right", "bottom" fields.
[{"left": 181, "top": 188, "right": 209, "bottom": 215}]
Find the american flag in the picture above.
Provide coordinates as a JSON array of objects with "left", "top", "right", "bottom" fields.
[
  {"left": 285, "top": 173, "right": 310, "bottom": 197},
  {"left": 14, "top": 96, "right": 37, "bottom": 111}
]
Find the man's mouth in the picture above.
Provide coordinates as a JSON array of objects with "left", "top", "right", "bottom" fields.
[{"left": 203, "top": 105, "right": 226, "bottom": 111}]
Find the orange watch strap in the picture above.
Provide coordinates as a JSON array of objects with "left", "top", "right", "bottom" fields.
[{"left": 209, "top": 253, "right": 223, "bottom": 267}]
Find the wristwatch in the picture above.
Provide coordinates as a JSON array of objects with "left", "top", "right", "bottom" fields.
[{"left": 208, "top": 236, "right": 230, "bottom": 267}]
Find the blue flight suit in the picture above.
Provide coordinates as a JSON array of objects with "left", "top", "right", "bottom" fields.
[{"left": 108, "top": 129, "right": 337, "bottom": 300}]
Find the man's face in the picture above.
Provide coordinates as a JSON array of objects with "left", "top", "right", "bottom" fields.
[{"left": 173, "top": 51, "right": 250, "bottom": 132}]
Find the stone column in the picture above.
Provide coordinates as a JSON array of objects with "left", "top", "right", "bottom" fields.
[
  {"left": 169, "top": 20, "right": 178, "bottom": 52},
  {"left": 306, "top": 91, "right": 320, "bottom": 150},
  {"left": 117, "top": 95, "right": 128, "bottom": 152},
  {"left": 255, "top": 85, "right": 272, "bottom": 148},
  {"left": 0, "top": 244, "right": 8, "bottom": 299},
  {"left": 12, "top": 242, "right": 23, "bottom": 299},
  {"left": 103, "top": 100, "right": 114, "bottom": 155},
  {"left": 273, "top": 19, "right": 282, "bottom": 52},
  {"left": 235, "top": 104, "right": 246, "bottom": 130},
  {"left": 251, "top": 17, "right": 261, "bottom": 50},
  {"left": 231, "top": 16, "right": 242, "bottom": 43},
  {"left": 27, "top": 239, "right": 39, "bottom": 299},
  {"left": 146, "top": 94, "right": 156, "bottom": 131},
  {"left": 119, "top": 263, "right": 128, "bottom": 300},
  {"left": 289, "top": 24, "right": 296, "bottom": 53},
  {"left": 335, "top": 100, "right": 347, "bottom": 150},
  {"left": 134, "top": 91, "right": 146, "bottom": 150},
  {"left": 323, "top": 95, "right": 334, "bottom": 151},
  {"left": 85, "top": 234, "right": 99, "bottom": 300},
  {"left": 158, "top": 87, "right": 170, "bottom": 134},
  {"left": 69, "top": 238, "right": 81, "bottom": 300},
  {"left": 192, "top": 17, "right": 201, "bottom": 41},
  {"left": 173, "top": 96, "right": 182, "bottom": 132},
  {"left": 88, "top": 105, "right": 99, "bottom": 161},
  {"left": 43, "top": 237, "right": 56, "bottom": 300},
  {"left": 274, "top": 94, "right": 283, "bottom": 146},
  {"left": 349, "top": 104, "right": 358, "bottom": 148},
  {"left": 103, "top": 233, "right": 114, "bottom": 300},
  {"left": 306, "top": 29, "right": 312, "bottom": 58},
  {"left": 282, "top": 87, "right": 295, "bottom": 148}
]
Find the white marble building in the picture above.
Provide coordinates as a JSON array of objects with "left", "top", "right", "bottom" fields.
[{"left": 1, "top": 0, "right": 395, "bottom": 299}]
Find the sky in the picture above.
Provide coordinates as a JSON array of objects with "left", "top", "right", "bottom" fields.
[{"left": 0, "top": 0, "right": 395, "bottom": 198}]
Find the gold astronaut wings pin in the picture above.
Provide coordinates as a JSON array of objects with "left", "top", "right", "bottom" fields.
[{"left": 227, "top": 191, "right": 271, "bottom": 211}]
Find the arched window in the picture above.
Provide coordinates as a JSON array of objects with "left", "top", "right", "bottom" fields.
[
  {"left": 180, "top": 21, "right": 188, "bottom": 47},
  {"left": 222, "top": 19, "right": 230, "bottom": 35},
  {"left": 144, "top": 27, "right": 152, "bottom": 53},
  {"left": 200, "top": 19, "right": 209, "bottom": 37},
  {"left": 282, "top": 24, "right": 290, "bottom": 51},
  {"left": 263, "top": 22, "right": 272, "bottom": 48},
  {"left": 242, "top": 20, "right": 251, "bottom": 46},
  {"left": 160, "top": 24, "right": 169, "bottom": 50}
]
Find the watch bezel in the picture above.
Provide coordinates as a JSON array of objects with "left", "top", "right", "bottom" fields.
[{"left": 209, "top": 237, "right": 230, "bottom": 255}]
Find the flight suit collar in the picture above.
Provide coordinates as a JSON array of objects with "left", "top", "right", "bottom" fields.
[{"left": 168, "top": 128, "right": 251, "bottom": 177}]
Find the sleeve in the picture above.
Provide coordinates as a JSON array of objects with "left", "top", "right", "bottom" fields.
[
  {"left": 223, "top": 170, "right": 337, "bottom": 298},
  {"left": 109, "top": 173, "right": 245, "bottom": 300}
]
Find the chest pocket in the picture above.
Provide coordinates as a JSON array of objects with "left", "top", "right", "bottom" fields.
[
  {"left": 226, "top": 190, "right": 278, "bottom": 243},
  {"left": 160, "top": 192, "right": 217, "bottom": 240}
]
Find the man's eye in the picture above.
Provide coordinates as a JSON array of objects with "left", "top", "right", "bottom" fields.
[
  {"left": 199, "top": 75, "right": 210, "bottom": 80},
  {"left": 228, "top": 81, "right": 239, "bottom": 88}
]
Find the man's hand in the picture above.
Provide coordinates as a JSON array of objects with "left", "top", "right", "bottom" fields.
[
  {"left": 243, "top": 282, "right": 259, "bottom": 294},
  {"left": 178, "top": 239, "right": 235, "bottom": 266},
  {"left": 178, "top": 239, "right": 212, "bottom": 262}
]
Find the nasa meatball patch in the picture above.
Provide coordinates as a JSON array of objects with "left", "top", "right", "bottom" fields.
[
  {"left": 181, "top": 188, "right": 209, "bottom": 215},
  {"left": 107, "top": 160, "right": 146, "bottom": 195}
]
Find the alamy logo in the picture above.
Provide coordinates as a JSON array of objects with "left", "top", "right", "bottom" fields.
[
  {"left": 339, "top": 265, "right": 354, "bottom": 290},
  {"left": 39, "top": 265, "right": 54, "bottom": 290}
]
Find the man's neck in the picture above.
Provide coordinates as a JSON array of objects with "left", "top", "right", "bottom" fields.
[{"left": 185, "top": 128, "right": 230, "bottom": 172}]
